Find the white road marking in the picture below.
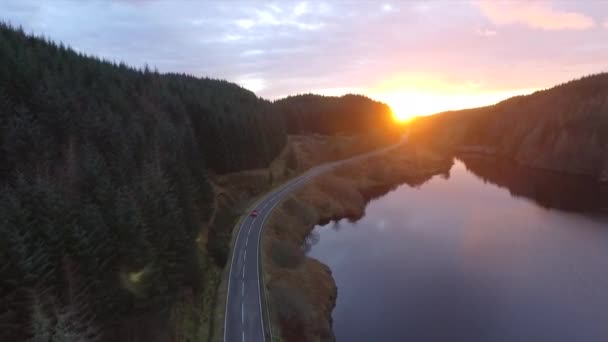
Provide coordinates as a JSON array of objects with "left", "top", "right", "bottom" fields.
[
  {"left": 242, "top": 283, "right": 244, "bottom": 297},
  {"left": 224, "top": 219, "right": 252, "bottom": 342},
  {"left": 242, "top": 330, "right": 245, "bottom": 342},
  {"left": 244, "top": 248, "right": 247, "bottom": 260},
  {"left": 256, "top": 196, "right": 284, "bottom": 342},
  {"left": 242, "top": 301, "right": 244, "bottom": 323},
  {"left": 242, "top": 264, "right": 245, "bottom": 279}
]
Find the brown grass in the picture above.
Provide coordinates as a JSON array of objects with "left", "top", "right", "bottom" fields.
[
  {"left": 207, "top": 134, "right": 393, "bottom": 342},
  {"left": 261, "top": 143, "right": 452, "bottom": 341}
]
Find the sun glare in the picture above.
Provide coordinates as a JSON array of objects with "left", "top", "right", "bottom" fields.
[
  {"left": 391, "top": 105, "right": 416, "bottom": 123},
  {"left": 369, "top": 73, "right": 539, "bottom": 122},
  {"left": 377, "top": 87, "right": 538, "bottom": 123}
]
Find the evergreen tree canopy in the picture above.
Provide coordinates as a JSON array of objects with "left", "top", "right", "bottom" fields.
[
  {"left": 273, "top": 93, "right": 397, "bottom": 136},
  {"left": 0, "top": 23, "right": 398, "bottom": 341}
]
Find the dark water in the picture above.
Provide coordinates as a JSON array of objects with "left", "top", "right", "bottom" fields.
[{"left": 308, "top": 158, "right": 608, "bottom": 342}]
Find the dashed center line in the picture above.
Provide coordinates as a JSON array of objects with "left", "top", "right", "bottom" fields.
[{"left": 226, "top": 144, "right": 401, "bottom": 342}]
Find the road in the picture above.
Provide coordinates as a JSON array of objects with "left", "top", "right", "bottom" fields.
[{"left": 223, "top": 141, "right": 403, "bottom": 342}]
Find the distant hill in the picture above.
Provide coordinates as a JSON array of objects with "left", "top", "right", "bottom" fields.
[
  {"left": 274, "top": 93, "right": 399, "bottom": 137},
  {"left": 411, "top": 73, "right": 608, "bottom": 181},
  {"left": 0, "top": 23, "right": 398, "bottom": 341}
]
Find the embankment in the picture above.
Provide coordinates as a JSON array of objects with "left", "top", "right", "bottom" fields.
[
  {"left": 200, "top": 134, "right": 401, "bottom": 342},
  {"left": 261, "top": 143, "right": 452, "bottom": 341}
]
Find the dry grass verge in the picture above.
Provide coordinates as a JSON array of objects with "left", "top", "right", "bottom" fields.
[
  {"left": 206, "top": 134, "right": 398, "bottom": 342},
  {"left": 262, "top": 143, "right": 452, "bottom": 341}
]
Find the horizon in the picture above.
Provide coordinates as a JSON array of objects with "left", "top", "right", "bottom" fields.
[{"left": 2, "top": 1, "right": 608, "bottom": 120}]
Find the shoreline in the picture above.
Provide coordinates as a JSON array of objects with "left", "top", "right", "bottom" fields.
[
  {"left": 456, "top": 150, "right": 608, "bottom": 184},
  {"left": 261, "top": 144, "right": 452, "bottom": 341},
  {"left": 208, "top": 134, "right": 404, "bottom": 342}
]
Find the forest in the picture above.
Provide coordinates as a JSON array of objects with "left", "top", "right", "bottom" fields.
[
  {"left": 0, "top": 23, "right": 397, "bottom": 341},
  {"left": 274, "top": 93, "right": 396, "bottom": 136},
  {"left": 410, "top": 73, "right": 608, "bottom": 179}
]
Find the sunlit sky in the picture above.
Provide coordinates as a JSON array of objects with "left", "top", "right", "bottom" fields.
[{"left": 3, "top": 1, "right": 608, "bottom": 120}]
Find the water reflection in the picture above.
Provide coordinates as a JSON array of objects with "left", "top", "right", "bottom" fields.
[
  {"left": 460, "top": 155, "right": 608, "bottom": 213},
  {"left": 308, "top": 160, "right": 608, "bottom": 342}
]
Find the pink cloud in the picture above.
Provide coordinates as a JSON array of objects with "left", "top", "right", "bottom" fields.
[
  {"left": 475, "top": 27, "right": 497, "bottom": 37},
  {"left": 477, "top": 1, "right": 594, "bottom": 30}
]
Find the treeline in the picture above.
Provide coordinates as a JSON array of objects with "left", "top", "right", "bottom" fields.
[
  {"left": 0, "top": 23, "right": 399, "bottom": 341},
  {"left": 274, "top": 93, "right": 397, "bottom": 136}
]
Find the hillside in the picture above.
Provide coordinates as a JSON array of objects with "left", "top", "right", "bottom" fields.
[
  {"left": 0, "top": 22, "right": 288, "bottom": 342},
  {"left": 0, "top": 24, "right": 398, "bottom": 342},
  {"left": 274, "top": 93, "right": 400, "bottom": 143},
  {"left": 410, "top": 73, "right": 608, "bottom": 181}
]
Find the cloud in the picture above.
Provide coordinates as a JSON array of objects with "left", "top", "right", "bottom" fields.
[
  {"left": 235, "top": 19, "right": 255, "bottom": 29},
  {"left": 411, "top": 2, "right": 432, "bottom": 13},
  {"left": 267, "top": 4, "right": 282, "bottom": 14},
  {"left": 475, "top": 28, "right": 496, "bottom": 37},
  {"left": 234, "top": 3, "right": 325, "bottom": 31},
  {"left": 1, "top": 0, "right": 606, "bottom": 105},
  {"left": 604, "top": 19, "right": 608, "bottom": 28},
  {"left": 242, "top": 49, "right": 264, "bottom": 56},
  {"left": 318, "top": 2, "right": 331, "bottom": 15},
  {"left": 294, "top": 2, "right": 309, "bottom": 16},
  {"left": 477, "top": 1, "right": 594, "bottom": 30},
  {"left": 223, "top": 34, "right": 243, "bottom": 42}
]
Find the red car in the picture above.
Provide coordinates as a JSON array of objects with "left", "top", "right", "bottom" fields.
[{"left": 250, "top": 210, "right": 258, "bottom": 217}]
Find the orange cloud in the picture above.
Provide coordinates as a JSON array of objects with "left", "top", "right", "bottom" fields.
[{"left": 477, "top": 1, "right": 594, "bottom": 30}]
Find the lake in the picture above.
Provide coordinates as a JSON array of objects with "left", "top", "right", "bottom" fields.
[{"left": 307, "top": 157, "right": 608, "bottom": 342}]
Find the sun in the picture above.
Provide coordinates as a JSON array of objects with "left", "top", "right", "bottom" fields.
[
  {"left": 390, "top": 104, "right": 416, "bottom": 123},
  {"left": 377, "top": 92, "right": 425, "bottom": 123},
  {"left": 392, "top": 109, "right": 414, "bottom": 123}
]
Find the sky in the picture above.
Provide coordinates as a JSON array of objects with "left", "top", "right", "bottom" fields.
[{"left": 2, "top": 0, "right": 608, "bottom": 120}]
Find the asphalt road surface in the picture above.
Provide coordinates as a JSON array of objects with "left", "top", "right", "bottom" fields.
[{"left": 224, "top": 141, "right": 403, "bottom": 342}]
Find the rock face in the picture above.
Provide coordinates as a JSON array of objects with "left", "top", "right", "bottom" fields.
[{"left": 411, "top": 73, "right": 608, "bottom": 181}]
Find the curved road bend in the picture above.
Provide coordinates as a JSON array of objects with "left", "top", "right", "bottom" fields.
[{"left": 224, "top": 140, "right": 404, "bottom": 342}]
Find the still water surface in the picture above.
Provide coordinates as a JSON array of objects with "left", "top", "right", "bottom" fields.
[{"left": 308, "top": 158, "right": 608, "bottom": 342}]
